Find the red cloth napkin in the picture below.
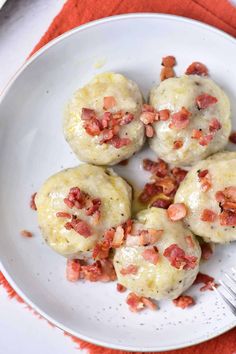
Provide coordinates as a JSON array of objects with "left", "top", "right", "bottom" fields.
[{"left": 1, "top": 0, "right": 236, "bottom": 353}]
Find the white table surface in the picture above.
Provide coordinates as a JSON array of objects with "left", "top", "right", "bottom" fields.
[{"left": 0, "top": 1, "right": 84, "bottom": 352}]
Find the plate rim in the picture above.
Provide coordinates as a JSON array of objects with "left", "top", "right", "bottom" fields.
[{"left": 0, "top": 12, "right": 235, "bottom": 352}]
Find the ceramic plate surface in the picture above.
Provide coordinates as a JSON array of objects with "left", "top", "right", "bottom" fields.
[{"left": 0, "top": 14, "right": 235, "bottom": 352}]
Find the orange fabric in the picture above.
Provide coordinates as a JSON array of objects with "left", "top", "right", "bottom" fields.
[{"left": 2, "top": 0, "right": 236, "bottom": 353}]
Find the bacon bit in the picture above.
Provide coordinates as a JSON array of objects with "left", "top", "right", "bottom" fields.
[
  {"left": 151, "top": 198, "right": 172, "bottom": 209},
  {"left": 140, "top": 111, "right": 156, "bottom": 125},
  {"left": 117, "top": 283, "right": 127, "bottom": 293},
  {"left": 120, "top": 264, "right": 138, "bottom": 276},
  {"left": 215, "top": 191, "right": 225, "bottom": 203},
  {"left": 200, "top": 241, "right": 213, "bottom": 261},
  {"left": 185, "top": 235, "right": 194, "bottom": 248},
  {"left": 219, "top": 210, "right": 236, "bottom": 226},
  {"left": 191, "top": 129, "right": 203, "bottom": 140},
  {"left": 169, "top": 107, "right": 191, "bottom": 129},
  {"left": 99, "top": 128, "right": 114, "bottom": 144},
  {"left": 142, "top": 104, "right": 156, "bottom": 113},
  {"left": 185, "top": 62, "right": 208, "bottom": 76},
  {"left": 199, "top": 134, "right": 214, "bottom": 146},
  {"left": 118, "top": 159, "right": 129, "bottom": 166},
  {"left": 159, "top": 109, "right": 170, "bottom": 121},
  {"left": 138, "top": 229, "right": 163, "bottom": 246},
  {"left": 173, "top": 295, "right": 195, "bottom": 309},
  {"left": 103, "top": 96, "right": 116, "bottom": 110},
  {"left": 141, "top": 297, "right": 158, "bottom": 311},
  {"left": 66, "top": 259, "right": 81, "bottom": 282},
  {"left": 201, "top": 209, "right": 217, "bottom": 222},
  {"left": 198, "top": 169, "right": 212, "bottom": 192},
  {"left": 145, "top": 124, "right": 154, "bottom": 138},
  {"left": 92, "top": 240, "right": 110, "bottom": 260},
  {"left": 20, "top": 230, "right": 33, "bottom": 238},
  {"left": 222, "top": 186, "right": 236, "bottom": 201},
  {"left": 156, "top": 176, "right": 177, "bottom": 196},
  {"left": 101, "top": 111, "right": 112, "bottom": 128},
  {"left": 167, "top": 203, "right": 187, "bottom": 221},
  {"left": 109, "top": 136, "right": 131, "bottom": 148},
  {"left": 162, "top": 55, "right": 176, "bottom": 67},
  {"left": 194, "top": 272, "right": 218, "bottom": 291},
  {"left": 171, "top": 167, "right": 188, "bottom": 184},
  {"left": 196, "top": 93, "right": 218, "bottom": 109},
  {"left": 30, "top": 192, "right": 37, "bottom": 210},
  {"left": 112, "top": 225, "right": 125, "bottom": 248},
  {"left": 160, "top": 67, "right": 175, "bottom": 81},
  {"left": 120, "top": 112, "right": 134, "bottom": 125},
  {"left": 139, "top": 183, "right": 162, "bottom": 203},
  {"left": 81, "top": 108, "right": 96, "bottom": 120},
  {"left": 86, "top": 198, "right": 101, "bottom": 216},
  {"left": 229, "top": 131, "right": 236, "bottom": 144},
  {"left": 209, "top": 118, "right": 221, "bottom": 133},
  {"left": 64, "top": 219, "right": 92, "bottom": 237},
  {"left": 126, "top": 293, "right": 144, "bottom": 312},
  {"left": 173, "top": 140, "right": 183, "bottom": 149},
  {"left": 122, "top": 219, "right": 133, "bottom": 237},
  {"left": 143, "top": 158, "right": 168, "bottom": 177},
  {"left": 81, "top": 259, "right": 116, "bottom": 282},
  {"left": 142, "top": 247, "right": 159, "bottom": 265},
  {"left": 84, "top": 118, "right": 102, "bottom": 136},
  {"left": 163, "top": 244, "right": 197, "bottom": 270},
  {"left": 56, "top": 212, "right": 71, "bottom": 218}
]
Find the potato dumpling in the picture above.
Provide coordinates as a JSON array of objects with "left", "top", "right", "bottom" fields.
[
  {"left": 35, "top": 164, "right": 131, "bottom": 258},
  {"left": 114, "top": 208, "right": 201, "bottom": 300},
  {"left": 175, "top": 151, "right": 236, "bottom": 243},
  {"left": 64, "top": 72, "right": 145, "bottom": 165},
  {"left": 149, "top": 75, "right": 231, "bottom": 165}
]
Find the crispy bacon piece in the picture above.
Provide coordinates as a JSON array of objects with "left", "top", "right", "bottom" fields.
[
  {"left": 120, "top": 264, "right": 138, "bottom": 276},
  {"left": 222, "top": 186, "right": 236, "bottom": 201},
  {"left": 117, "top": 283, "right": 127, "bottom": 293},
  {"left": 99, "top": 128, "right": 114, "bottom": 144},
  {"left": 64, "top": 218, "right": 92, "bottom": 237},
  {"left": 185, "top": 62, "right": 208, "bottom": 76},
  {"left": 141, "top": 297, "right": 158, "bottom": 311},
  {"left": 200, "top": 241, "right": 213, "bottom": 260},
  {"left": 142, "top": 247, "right": 159, "bottom": 265},
  {"left": 120, "top": 113, "right": 134, "bottom": 125},
  {"left": 155, "top": 176, "right": 177, "bottom": 196},
  {"left": 163, "top": 244, "right": 197, "bottom": 270},
  {"left": 173, "top": 295, "right": 195, "bottom": 309},
  {"left": 81, "top": 259, "right": 116, "bottom": 282},
  {"left": 198, "top": 169, "right": 212, "bottom": 192},
  {"left": 81, "top": 108, "right": 96, "bottom": 120},
  {"left": 30, "top": 192, "right": 37, "bottom": 210},
  {"left": 159, "top": 109, "right": 170, "bottom": 121},
  {"left": 126, "top": 293, "right": 144, "bottom": 312},
  {"left": 99, "top": 259, "right": 117, "bottom": 282},
  {"left": 201, "top": 209, "right": 217, "bottom": 222},
  {"left": 160, "top": 67, "right": 175, "bottom": 81},
  {"left": 151, "top": 198, "right": 172, "bottom": 209},
  {"left": 173, "top": 140, "right": 183, "bottom": 149},
  {"left": 219, "top": 210, "right": 236, "bottom": 226},
  {"left": 126, "top": 293, "right": 157, "bottom": 312},
  {"left": 167, "top": 203, "right": 187, "bottom": 221},
  {"left": 191, "top": 129, "right": 203, "bottom": 140},
  {"left": 85, "top": 198, "right": 101, "bottom": 216},
  {"left": 162, "top": 55, "right": 176, "bottom": 67},
  {"left": 139, "top": 229, "right": 163, "bottom": 246},
  {"left": 229, "top": 131, "right": 236, "bottom": 144},
  {"left": 92, "top": 240, "right": 110, "bottom": 260},
  {"left": 142, "top": 104, "right": 156, "bottom": 113},
  {"left": 109, "top": 136, "right": 131, "bottom": 148},
  {"left": 140, "top": 111, "right": 156, "bottom": 125},
  {"left": 103, "top": 96, "right": 116, "bottom": 110},
  {"left": 143, "top": 158, "right": 168, "bottom": 177},
  {"left": 56, "top": 212, "right": 71, "bottom": 218},
  {"left": 169, "top": 107, "right": 191, "bottom": 129},
  {"left": 112, "top": 225, "right": 125, "bottom": 248},
  {"left": 145, "top": 124, "right": 154, "bottom": 138},
  {"left": 64, "top": 187, "right": 85, "bottom": 209},
  {"left": 215, "top": 186, "right": 236, "bottom": 226},
  {"left": 20, "top": 230, "right": 33, "bottom": 238},
  {"left": 171, "top": 167, "right": 188, "bottom": 184},
  {"left": 185, "top": 235, "right": 194, "bottom": 248},
  {"left": 66, "top": 259, "right": 81, "bottom": 282},
  {"left": 199, "top": 134, "right": 213, "bottom": 146},
  {"left": 194, "top": 272, "right": 218, "bottom": 291},
  {"left": 84, "top": 118, "right": 102, "bottom": 136},
  {"left": 139, "top": 183, "right": 162, "bottom": 203},
  {"left": 122, "top": 219, "right": 133, "bottom": 237},
  {"left": 209, "top": 118, "right": 221, "bottom": 133},
  {"left": 196, "top": 93, "right": 218, "bottom": 109}
]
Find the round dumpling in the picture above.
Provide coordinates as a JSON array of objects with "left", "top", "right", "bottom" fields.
[
  {"left": 35, "top": 164, "right": 131, "bottom": 258},
  {"left": 175, "top": 152, "right": 236, "bottom": 243},
  {"left": 64, "top": 72, "right": 145, "bottom": 165},
  {"left": 113, "top": 208, "right": 201, "bottom": 300},
  {"left": 149, "top": 75, "right": 231, "bottom": 165}
]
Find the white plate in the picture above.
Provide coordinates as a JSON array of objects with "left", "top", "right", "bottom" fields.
[{"left": 0, "top": 14, "right": 235, "bottom": 352}]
